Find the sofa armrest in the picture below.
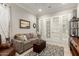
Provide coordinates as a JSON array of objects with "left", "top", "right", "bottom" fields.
[{"left": 12, "top": 39, "right": 24, "bottom": 53}]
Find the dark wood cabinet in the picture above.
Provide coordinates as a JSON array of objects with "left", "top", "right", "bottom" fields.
[
  {"left": 69, "top": 37, "right": 79, "bottom": 56},
  {"left": 69, "top": 18, "right": 79, "bottom": 37},
  {"left": 69, "top": 17, "right": 79, "bottom": 56}
]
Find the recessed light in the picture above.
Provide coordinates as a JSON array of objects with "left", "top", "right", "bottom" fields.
[
  {"left": 38, "top": 9, "right": 42, "bottom": 12},
  {"left": 48, "top": 6, "right": 52, "bottom": 8}
]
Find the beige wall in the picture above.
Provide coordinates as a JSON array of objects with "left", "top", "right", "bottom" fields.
[{"left": 10, "top": 4, "right": 36, "bottom": 39}]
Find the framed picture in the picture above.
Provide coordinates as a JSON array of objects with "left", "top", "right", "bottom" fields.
[{"left": 20, "top": 19, "right": 30, "bottom": 29}]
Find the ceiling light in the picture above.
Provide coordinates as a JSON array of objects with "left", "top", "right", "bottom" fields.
[
  {"left": 38, "top": 9, "right": 42, "bottom": 12},
  {"left": 61, "top": 3, "right": 66, "bottom": 5}
]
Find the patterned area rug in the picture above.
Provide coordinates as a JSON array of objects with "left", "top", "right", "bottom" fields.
[{"left": 25, "top": 44, "right": 64, "bottom": 56}]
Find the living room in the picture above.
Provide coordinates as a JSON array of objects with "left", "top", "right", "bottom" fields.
[{"left": 0, "top": 3, "right": 79, "bottom": 56}]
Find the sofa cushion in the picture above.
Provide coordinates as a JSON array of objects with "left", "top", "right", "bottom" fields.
[
  {"left": 29, "top": 37, "right": 38, "bottom": 40},
  {"left": 14, "top": 34, "right": 21, "bottom": 39},
  {"left": 33, "top": 33, "right": 37, "bottom": 38},
  {"left": 14, "top": 39, "right": 23, "bottom": 43},
  {"left": 26, "top": 33, "right": 31, "bottom": 39},
  {"left": 17, "top": 35, "right": 27, "bottom": 41},
  {"left": 23, "top": 40, "right": 31, "bottom": 44},
  {"left": 29, "top": 33, "right": 33, "bottom": 38}
]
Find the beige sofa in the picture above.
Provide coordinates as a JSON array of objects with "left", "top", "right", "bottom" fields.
[{"left": 12, "top": 33, "right": 39, "bottom": 54}]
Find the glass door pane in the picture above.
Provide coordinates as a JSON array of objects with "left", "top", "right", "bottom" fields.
[{"left": 73, "top": 22, "right": 77, "bottom": 28}]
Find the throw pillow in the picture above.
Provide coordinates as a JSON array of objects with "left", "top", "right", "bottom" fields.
[
  {"left": 17, "top": 35, "right": 25, "bottom": 41},
  {"left": 26, "top": 33, "right": 31, "bottom": 39},
  {"left": 23, "top": 35, "right": 28, "bottom": 41},
  {"left": 33, "top": 33, "right": 37, "bottom": 38},
  {"left": 30, "top": 33, "right": 33, "bottom": 38},
  {"left": 17, "top": 35, "right": 27, "bottom": 41}
]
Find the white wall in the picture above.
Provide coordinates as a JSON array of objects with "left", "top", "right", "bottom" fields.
[
  {"left": 77, "top": 4, "right": 79, "bottom": 18},
  {"left": 10, "top": 4, "right": 36, "bottom": 39},
  {"left": 39, "top": 8, "right": 76, "bottom": 45},
  {"left": 0, "top": 4, "right": 10, "bottom": 43}
]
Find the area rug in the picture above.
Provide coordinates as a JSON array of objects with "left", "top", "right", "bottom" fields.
[{"left": 25, "top": 44, "right": 64, "bottom": 56}]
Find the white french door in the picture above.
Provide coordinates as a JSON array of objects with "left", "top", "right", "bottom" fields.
[
  {"left": 51, "top": 16, "right": 62, "bottom": 42},
  {"left": 39, "top": 13, "right": 73, "bottom": 44}
]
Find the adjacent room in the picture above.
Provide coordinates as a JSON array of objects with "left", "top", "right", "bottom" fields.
[{"left": 0, "top": 3, "right": 79, "bottom": 56}]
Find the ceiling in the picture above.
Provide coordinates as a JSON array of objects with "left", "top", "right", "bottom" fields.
[{"left": 15, "top": 3, "right": 77, "bottom": 16}]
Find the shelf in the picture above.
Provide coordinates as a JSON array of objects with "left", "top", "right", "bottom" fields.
[
  {"left": 70, "top": 18, "right": 79, "bottom": 37},
  {"left": 69, "top": 18, "right": 79, "bottom": 56}
]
